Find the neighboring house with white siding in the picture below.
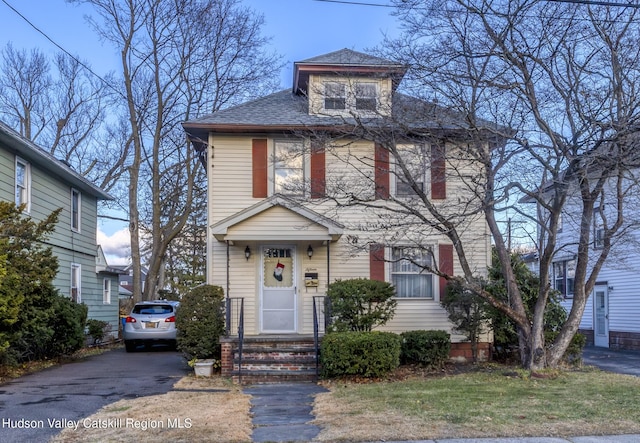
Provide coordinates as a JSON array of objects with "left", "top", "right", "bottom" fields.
[
  {"left": 0, "top": 120, "right": 119, "bottom": 337},
  {"left": 545, "top": 184, "right": 640, "bottom": 351},
  {"left": 182, "top": 49, "right": 495, "bottom": 378}
]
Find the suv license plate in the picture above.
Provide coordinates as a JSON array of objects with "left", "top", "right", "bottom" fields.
[{"left": 145, "top": 322, "right": 157, "bottom": 328}]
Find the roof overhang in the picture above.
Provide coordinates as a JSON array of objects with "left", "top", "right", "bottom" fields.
[{"left": 211, "top": 195, "right": 344, "bottom": 242}]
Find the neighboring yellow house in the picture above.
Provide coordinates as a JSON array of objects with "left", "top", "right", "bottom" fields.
[{"left": 182, "top": 49, "right": 493, "bottom": 381}]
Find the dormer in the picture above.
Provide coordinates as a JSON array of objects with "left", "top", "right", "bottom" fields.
[{"left": 293, "top": 49, "right": 407, "bottom": 118}]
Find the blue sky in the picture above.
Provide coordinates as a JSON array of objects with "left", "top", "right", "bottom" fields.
[{"left": 0, "top": 0, "right": 402, "bottom": 263}]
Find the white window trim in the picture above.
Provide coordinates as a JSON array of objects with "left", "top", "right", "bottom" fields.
[
  {"left": 71, "top": 263, "right": 82, "bottom": 303},
  {"left": 15, "top": 157, "right": 31, "bottom": 213},
  {"left": 389, "top": 245, "right": 436, "bottom": 300},
  {"left": 71, "top": 188, "right": 81, "bottom": 232},
  {"left": 103, "top": 278, "right": 111, "bottom": 304},
  {"left": 271, "top": 138, "right": 307, "bottom": 197},
  {"left": 553, "top": 259, "right": 575, "bottom": 299},
  {"left": 321, "top": 80, "right": 379, "bottom": 114},
  {"left": 392, "top": 143, "right": 429, "bottom": 198}
]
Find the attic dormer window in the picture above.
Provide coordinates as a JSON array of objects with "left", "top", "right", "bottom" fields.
[{"left": 324, "top": 82, "right": 346, "bottom": 110}]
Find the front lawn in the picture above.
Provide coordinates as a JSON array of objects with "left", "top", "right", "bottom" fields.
[{"left": 313, "top": 365, "right": 640, "bottom": 441}]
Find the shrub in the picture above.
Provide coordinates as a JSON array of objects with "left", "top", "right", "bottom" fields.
[
  {"left": 400, "top": 330, "right": 451, "bottom": 368},
  {"left": 440, "top": 278, "right": 488, "bottom": 362},
  {"left": 86, "top": 319, "right": 111, "bottom": 344},
  {"left": 326, "top": 278, "right": 397, "bottom": 332},
  {"left": 176, "top": 285, "right": 225, "bottom": 360},
  {"left": 4, "top": 286, "right": 88, "bottom": 363},
  {"left": 320, "top": 331, "right": 401, "bottom": 378},
  {"left": 49, "top": 295, "right": 88, "bottom": 356}
]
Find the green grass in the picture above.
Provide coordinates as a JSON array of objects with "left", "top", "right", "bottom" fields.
[{"left": 323, "top": 366, "right": 640, "bottom": 438}]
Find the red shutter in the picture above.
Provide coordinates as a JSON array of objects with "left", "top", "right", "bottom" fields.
[
  {"left": 374, "top": 143, "right": 389, "bottom": 200},
  {"left": 431, "top": 143, "right": 446, "bottom": 200},
  {"left": 310, "top": 141, "right": 325, "bottom": 199},
  {"left": 370, "top": 243, "right": 385, "bottom": 281},
  {"left": 438, "top": 244, "right": 454, "bottom": 299},
  {"left": 252, "top": 139, "right": 268, "bottom": 198}
]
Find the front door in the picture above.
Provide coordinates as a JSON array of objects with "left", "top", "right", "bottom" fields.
[
  {"left": 594, "top": 284, "right": 609, "bottom": 348},
  {"left": 261, "top": 246, "right": 296, "bottom": 333}
]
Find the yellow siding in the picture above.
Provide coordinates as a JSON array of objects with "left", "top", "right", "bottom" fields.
[
  {"left": 206, "top": 134, "right": 492, "bottom": 336},
  {"left": 226, "top": 206, "right": 330, "bottom": 241}
]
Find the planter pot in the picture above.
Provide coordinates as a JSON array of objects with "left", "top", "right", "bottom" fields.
[{"left": 193, "top": 360, "right": 214, "bottom": 377}]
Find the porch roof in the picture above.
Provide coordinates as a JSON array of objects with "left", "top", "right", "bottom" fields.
[{"left": 211, "top": 195, "right": 344, "bottom": 242}]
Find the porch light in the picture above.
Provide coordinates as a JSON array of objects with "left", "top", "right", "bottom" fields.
[
  {"left": 307, "top": 244, "right": 313, "bottom": 259},
  {"left": 244, "top": 245, "right": 251, "bottom": 260}
]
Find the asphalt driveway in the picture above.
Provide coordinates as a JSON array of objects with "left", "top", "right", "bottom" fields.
[
  {"left": 0, "top": 346, "right": 189, "bottom": 443},
  {"left": 582, "top": 345, "right": 640, "bottom": 377}
]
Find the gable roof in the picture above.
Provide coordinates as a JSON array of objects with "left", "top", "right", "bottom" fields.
[
  {"left": 0, "top": 120, "right": 112, "bottom": 200},
  {"left": 211, "top": 194, "right": 344, "bottom": 242}
]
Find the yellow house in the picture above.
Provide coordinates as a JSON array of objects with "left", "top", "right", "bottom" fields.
[{"left": 182, "top": 49, "right": 493, "bottom": 382}]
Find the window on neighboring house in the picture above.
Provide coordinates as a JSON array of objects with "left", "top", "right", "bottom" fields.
[
  {"left": 324, "top": 82, "right": 346, "bottom": 110},
  {"left": 15, "top": 157, "right": 31, "bottom": 212},
  {"left": 594, "top": 207, "right": 604, "bottom": 249},
  {"left": 103, "top": 278, "right": 111, "bottom": 304},
  {"left": 274, "top": 139, "right": 304, "bottom": 195},
  {"left": 395, "top": 144, "right": 426, "bottom": 197},
  {"left": 391, "top": 246, "right": 434, "bottom": 298},
  {"left": 71, "top": 188, "right": 81, "bottom": 232},
  {"left": 355, "top": 82, "right": 377, "bottom": 111},
  {"left": 71, "top": 264, "right": 81, "bottom": 302},
  {"left": 553, "top": 259, "right": 575, "bottom": 298}
]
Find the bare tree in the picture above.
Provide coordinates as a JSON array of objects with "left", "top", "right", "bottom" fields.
[
  {"left": 370, "top": 0, "right": 640, "bottom": 369},
  {"left": 72, "top": 0, "right": 282, "bottom": 301},
  {"left": 0, "top": 43, "right": 113, "bottom": 180}
]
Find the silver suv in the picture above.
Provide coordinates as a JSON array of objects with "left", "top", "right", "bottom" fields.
[{"left": 123, "top": 300, "right": 179, "bottom": 352}]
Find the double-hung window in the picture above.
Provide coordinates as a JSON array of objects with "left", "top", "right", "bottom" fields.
[
  {"left": 553, "top": 259, "right": 575, "bottom": 298},
  {"left": 324, "top": 82, "right": 346, "bottom": 110},
  {"left": 274, "top": 140, "right": 304, "bottom": 195},
  {"left": 355, "top": 82, "right": 377, "bottom": 111},
  {"left": 103, "top": 278, "right": 111, "bottom": 304},
  {"left": 71, "top": 189, "right": 81, "bottom": 232},
  {"left": 395, "top": 144, "right": 427, "bottom": 197},
  {"left": 391, "top": 246, "right": 434, "bottom": 298},
  {"left": 71, "top": 264, "right": 81, "bottom": 302},
  {"left": 15, "top": 157, "right": 31, "bottom": 212}
]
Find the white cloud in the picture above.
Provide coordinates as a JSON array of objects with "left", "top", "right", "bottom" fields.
[{"left": 97, "top": 228, "right": 131, "bottom": 266}]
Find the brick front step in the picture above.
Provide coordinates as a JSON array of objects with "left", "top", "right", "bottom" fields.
[{"left": 222, "top": 334, "right": 321, "bottom": 384}]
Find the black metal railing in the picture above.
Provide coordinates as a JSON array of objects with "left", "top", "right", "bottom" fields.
[
  {"left": 225, "top": 297, "right": 244, "bottom": 383},
  {"left": 225, "top": 297, "right": 244, "bottom": 336},
  {"left": 313, "top": 296, "right": 332, "bottom": 374}
]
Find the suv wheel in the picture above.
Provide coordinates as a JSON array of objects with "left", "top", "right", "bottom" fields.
[{"left": 125, "top": 340, "right": 136, "bottom": 352}]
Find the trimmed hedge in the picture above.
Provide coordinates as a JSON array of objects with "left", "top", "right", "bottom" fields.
[
  {"left": 400, "top": 330, "right": 451, "bottom": 368},
  {"left": 176, "top": 285, "right": 225, "bottom": 360},
  {"left": 320, "top": 331, "right": 401, "bottom": 378}
]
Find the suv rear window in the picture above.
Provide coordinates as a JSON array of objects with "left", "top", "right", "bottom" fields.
[{"left": 132, "top": 304, "right": 174, "bottom": 315}]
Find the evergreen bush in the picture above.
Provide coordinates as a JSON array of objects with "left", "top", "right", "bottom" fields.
[
  {"left": 400, "top": 330, "right": 451, "bottom": 368},
  {"left": 320, "top": 331, "right": 401, "bottom": 378},
  {"left": 176, "top": 285, "right": 225, "bottom": 360},
  {"left": 326, "top": 278, "right": 397, "bottom": 332}
]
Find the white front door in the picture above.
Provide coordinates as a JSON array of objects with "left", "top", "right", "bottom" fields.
[
  {"left": 594, "top": 284, "right": 609, "bottom": 348},
  {"left": 261, "top": 246, "right": 297, "bottom": 333}
]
